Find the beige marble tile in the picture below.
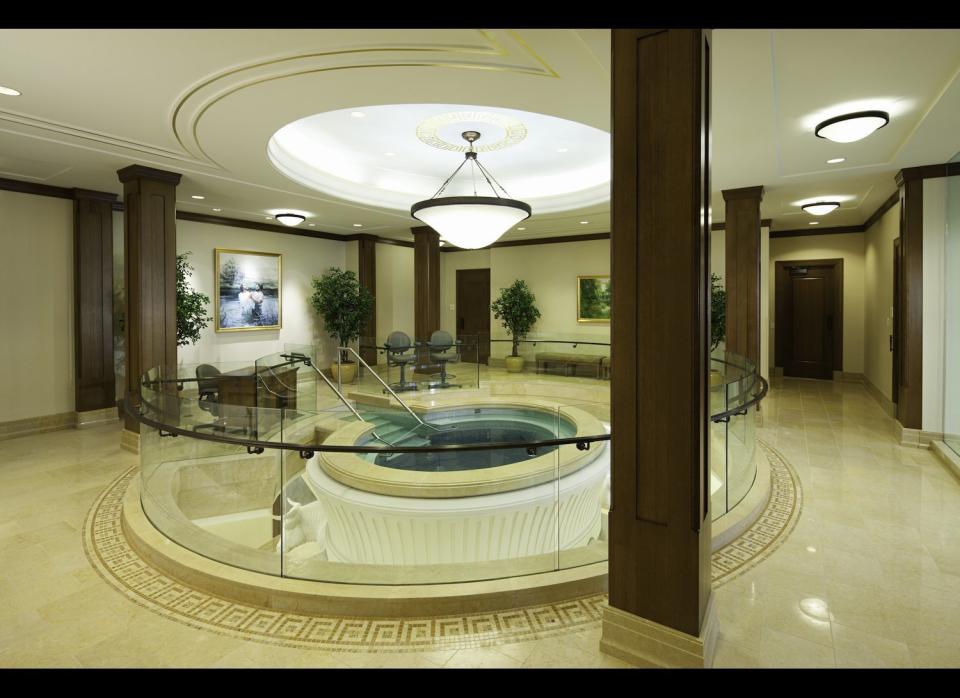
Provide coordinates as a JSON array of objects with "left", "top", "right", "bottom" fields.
[{"left": 831, "top": 622, "right": 912, "bottom": 668}]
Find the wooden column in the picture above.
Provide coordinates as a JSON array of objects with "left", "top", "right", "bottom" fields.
[
  {"left": 722, "top": 186, "right": 763, "bottom": 365},
  {"left": 412, "top": 226, "right": 440, "bottom": 343},
  {"left": 73, "top": 188, "right": 118, "bottom": 414},
  {"left": 357, "top": 235, "right": 378, "bottom": 365},
  {"left": 602, "top": 29, "right": 715, "bottom": 667},
  {"left": 894, "top": 168, "right": 923, "bottom": 429},
  {"left": 117, "top": 165, "right": 181, "bottom": 432}
]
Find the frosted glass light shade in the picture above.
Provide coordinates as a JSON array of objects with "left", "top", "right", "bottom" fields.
[
  {"left": 411, "top": 197, "right": 531, "bottom": 249},
  {"left": 276, "top": 213, "right": 305, "bottom": 226},
  {"left": 801, "top": 202, "right": 840, "bottom": 216},
  {"left": 815, "top": 111, "right": 889, "bottom": 143}
]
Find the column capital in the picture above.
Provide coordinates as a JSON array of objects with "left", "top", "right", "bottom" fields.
[
  {"left": 721, "top": 185, "right": 764, "bottom": 202},
  {"left": 117, "top": 165, "right": 182, "bottom": 185},
  {"left": 411, "top": 225, "right": 439, "bottom": 239}
]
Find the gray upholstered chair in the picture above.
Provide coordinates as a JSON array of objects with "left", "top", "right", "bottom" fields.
[
  {"left": 384, "top": 331, "right": 418, "bottom": 392},
  {"left": 425, "top": 330, "right": 461, "bottom": 389},
  {"left": 194, "top": 364, "right": 225, "bottom": 432}
]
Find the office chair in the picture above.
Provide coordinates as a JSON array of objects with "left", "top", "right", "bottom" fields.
[
  {"left": 425, "top": 330, "right": 461, "bottom": 389},
  {"left": 384, "top": 331, "right": 418, "bottom": 392},
  {"left": 194, "top": 363, "right": 226, "bottom": 432}
]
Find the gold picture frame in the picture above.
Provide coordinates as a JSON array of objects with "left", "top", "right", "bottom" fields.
[
  {"left": 214, "top": 248, "right": 282, "bottom": 332},
  {"left": 577, "top": 275, "right": 611, "bottom": 324}
]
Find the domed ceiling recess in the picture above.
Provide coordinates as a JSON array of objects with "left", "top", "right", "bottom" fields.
[{"left": 267, "top": 104, "right": 610, "bottom": 216}]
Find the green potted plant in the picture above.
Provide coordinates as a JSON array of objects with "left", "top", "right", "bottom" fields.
[
  {"left": 710, "top": 273, "right": 726, "bottom": 387},
  {"left": 176, "top": 252, "right": 212, "bottom": 347},
  {"left": 491, "top": 279, "right": 541, "bottom": 373},
  {"left": 310, "top": 268, "right": 374, "bottom": 384}
]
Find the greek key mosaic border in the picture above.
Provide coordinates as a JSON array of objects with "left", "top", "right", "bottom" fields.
[{"left": 82, "top": 439, "right": 799, "bottom": 652}]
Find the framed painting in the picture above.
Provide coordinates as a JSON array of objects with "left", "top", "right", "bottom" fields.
[
  {"left": 215, "top": 249, "right": 282, "bottom": 332},
  {"left": 577, "top": 275, "right": 611, "bottom": 323}
]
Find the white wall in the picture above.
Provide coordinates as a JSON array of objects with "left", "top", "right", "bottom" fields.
[
  {"left": 375, "top": 243, "right": 415, "bottom": 343},
  {"left": 769, "top": 232, "right": 867, "bottom": 374},
  {"left": 176, "top": 219, "right": 347, "bottom": 368},
  {"left": 863, "top": 202, "right": 900, "bottom": 400},
  {"left": 0, "top": 191, "right": 74, "bottom": 422},
  {"left": 923, "top": 180, "right": 946, "bottom": 433}
]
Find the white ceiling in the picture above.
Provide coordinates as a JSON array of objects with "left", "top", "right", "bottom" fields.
[{"left": 0, "top": 28, "right": 958, "bottom": 240}]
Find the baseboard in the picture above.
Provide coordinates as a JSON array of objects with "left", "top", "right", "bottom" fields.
[
  {"left": 862, "top": 375, "right": 896, "bottom": 418},
  {"left": 931, "top": 441, "right": 960, "bottom": 483},
  {"left": 896, "top": 422, "right": 943, "bottom": 449},
  {"left": 120, "top": 428, "right": 141, "bottom": 454},
  {"left": 0, "top": 410, "right": 77, "bottom": 441},
  {"left": 76, "top": 406, "right": 121, "bottom": 428}
]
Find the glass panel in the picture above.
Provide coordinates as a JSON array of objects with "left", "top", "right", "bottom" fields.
[
  {"left": 138, "top": 385, "right": 283, "bottom": 576},
  {"left": 709, "top": 373, "right": 729, "bottom": 519},
  {"left": 557, "top": 399, "right": 610, "bottom": 571},
  {"left": 945, "top": 170, "right": 960, "bottom": 457}
]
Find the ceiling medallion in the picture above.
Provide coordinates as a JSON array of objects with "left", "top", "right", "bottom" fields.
[{"left": 416, "top": 111, "right": 527, "bottom": 153}]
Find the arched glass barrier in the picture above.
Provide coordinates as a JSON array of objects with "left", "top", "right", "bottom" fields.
[{"left": 131, "top": 341, "right": 763, "bottom": 585}]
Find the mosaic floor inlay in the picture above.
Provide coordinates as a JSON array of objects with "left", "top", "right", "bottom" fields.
[{"left": 82, "top": 440, "right": 800, "bottom": 652}]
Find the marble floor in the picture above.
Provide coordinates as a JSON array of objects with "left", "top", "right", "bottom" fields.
[{"left": 1, "top": 377, "right": 959, "bottom": 667}]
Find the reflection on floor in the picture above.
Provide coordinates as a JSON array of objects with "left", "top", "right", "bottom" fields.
[{"left": 0, "top": 377, "right": 958, "bottom": 667}]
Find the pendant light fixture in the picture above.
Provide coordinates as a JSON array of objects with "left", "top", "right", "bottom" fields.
[
  {"left": 801, "top": 201, "right": 841, "bottom": 216},
  {"left": 411, "top": 131, "right": 531, "bottom": 249},
  {"left": 814, "top": 110, "right": 889, "bottom": 143}
]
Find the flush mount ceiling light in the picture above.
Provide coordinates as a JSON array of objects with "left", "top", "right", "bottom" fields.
[
  {"left": 814, "top": 110, "right": 889, "bottom": 143},
  {"left": 411, "top": 130, "right": 531, "bottom": 250},
  {"left": 801, "top": 201, "right": 841, "bottom": 216},
  {"left": 826, "top": 157, "right": 846, "bottom": 164},
  {"left": 275, "top": 213, "right": 305, "bottom": 226}
]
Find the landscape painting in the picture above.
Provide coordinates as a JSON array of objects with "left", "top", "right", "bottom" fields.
[
  {"left": 577, "top": 275, "right": 611, "bottom": 323},
  {"left": 215, "top": 249, "right": 282, "bottom": 331}
]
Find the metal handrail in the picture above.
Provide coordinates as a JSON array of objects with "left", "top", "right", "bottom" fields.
[
  {"left": 337, "top": 346, "right": 450, "bottom": 433},
  {"left": 710, "top": 375, "right": 768, "bottom": 423},
  {"left": 281, "top": 352, "right": 366, "bottom": 424},
  {"left": 125, "top": 396, "right": 609, "bottom": 455}
]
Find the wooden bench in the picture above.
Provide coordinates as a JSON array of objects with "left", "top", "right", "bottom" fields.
[{"left": 535, "top": 352, "right": 605, "bottom": 378}]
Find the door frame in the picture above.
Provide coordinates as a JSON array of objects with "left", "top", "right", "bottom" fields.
[
  {"left": 892, "top": 237, "right": 901, "bottom": 405},
  {"left": 774, "top": 258, "right": 844, "bottom": 376}
]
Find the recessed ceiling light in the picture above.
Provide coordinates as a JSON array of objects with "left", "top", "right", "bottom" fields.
[
  {"left": 580, "top": 221, "right": 589, "bottom": 224},
  {"left": 384, "top": 152, "right": 396, "bottom": 157},
  {"left": 809, "top": 221, "right": 820, "bottom": 225},
  {"left": 308, "top": 223, "right": 315, "bottom": 227},
  {"left": 517, "top": 227, "right": 526, "bottom": 231},
  {"left": 351, "top": 111, "right": 366, "bottom": 119},
  {"left": 352, "top": 223, "right": 362, "bottom": 227},
  {"left": 815, "top": 110, "right": 889, "bottom": 143},
  {"left": 191, "top": 195, "right": 205, "bottom": 200},
  {"left": 265, "top": 216, "right": 273, "bottom": 220},
  {"left": 801, "top": 202, "right": 841, "bottom": 216},
  {"left": 826, "top": 157, "right": 846, "bottom": 164},
  {"left": 0, "top": 85, "right": 21, "bottom": 96},
  {"left": 557, "top": 148, "right": 569, "bottom": 153},
  {"left": 275, "top": 213, "right": 305, "bottom": 226},
  {"left": 212, "top": 208, "right": 222, "bottom": 212}
]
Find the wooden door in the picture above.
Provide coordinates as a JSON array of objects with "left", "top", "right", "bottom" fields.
[
  {"left": 892, "top": 237, "right": 901, "bottom": 405},
  {"left": 456, "top": 268, "right": 490, "bottom": 364},
  {"left": 775, "top": 260, "right": 843, "bottom": 380}
]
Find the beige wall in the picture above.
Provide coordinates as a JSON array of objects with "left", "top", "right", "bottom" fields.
[
  {"left": 0, "top": 191, "right": 74, "bottom": 422},
  {"left": 769, "top": 232, "right": 866, "bottom": 374},
  {"left": 489, "top": 240, "right": 610, "bottom": 359},
  {"left": 440, "top": 248, "right": 491, "bottom": 336},
  {"left": 375, "top": 243, "right": 415, "bottom": 344},
  {"left": 863, "top": 202, "right": 900, "bottom": 400},
  {"left": 176, "top": 219, "right": 347, "bottom": 368}
]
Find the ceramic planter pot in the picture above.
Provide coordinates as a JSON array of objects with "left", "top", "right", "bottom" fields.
[
  {"left": 331, "top": 361, "right": 358, "bottom": 385},
  {"left": 504, "top": 356, "right": 525, "bottom": 373}
]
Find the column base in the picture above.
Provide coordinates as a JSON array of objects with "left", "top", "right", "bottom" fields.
[
  {"left": 599, "top": 595, "right": 718, "bottom": 668},
  {"left": 76, "top": 406, "right": 120, "bottom": 429},
  {"left": 120, "top": 428, "right": 140, "bottom": 454}
]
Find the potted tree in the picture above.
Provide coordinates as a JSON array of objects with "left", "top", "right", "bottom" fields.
[
  {"left": 310, "top": 268, "right": 374, "bottom": 384},
  {"left": 710, "top": 273, "right": 726, "bottom": 387},
  {"left": 176, "top": 252, "right": 212, "bottom": 347},
  {"left": 491, "top": 279, "right": 541, "bottom": 373}
]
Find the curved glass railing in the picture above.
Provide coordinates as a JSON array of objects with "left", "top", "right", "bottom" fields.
[{"left": 130, "top": 340, "right": 763, "bottom": 585}]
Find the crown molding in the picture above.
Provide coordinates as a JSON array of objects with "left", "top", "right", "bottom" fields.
[
  {"left": 862, "top": 191, "right": 900, "bottom": 232},
  {"left": 769, "top": 224, "right": 864, "bottom": 239},
  {"left": 721, "top": 185, "right": 764, "bottom": 202},
  {"left": 116, "top": 165, "right": 182, "bottom": 185}
]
